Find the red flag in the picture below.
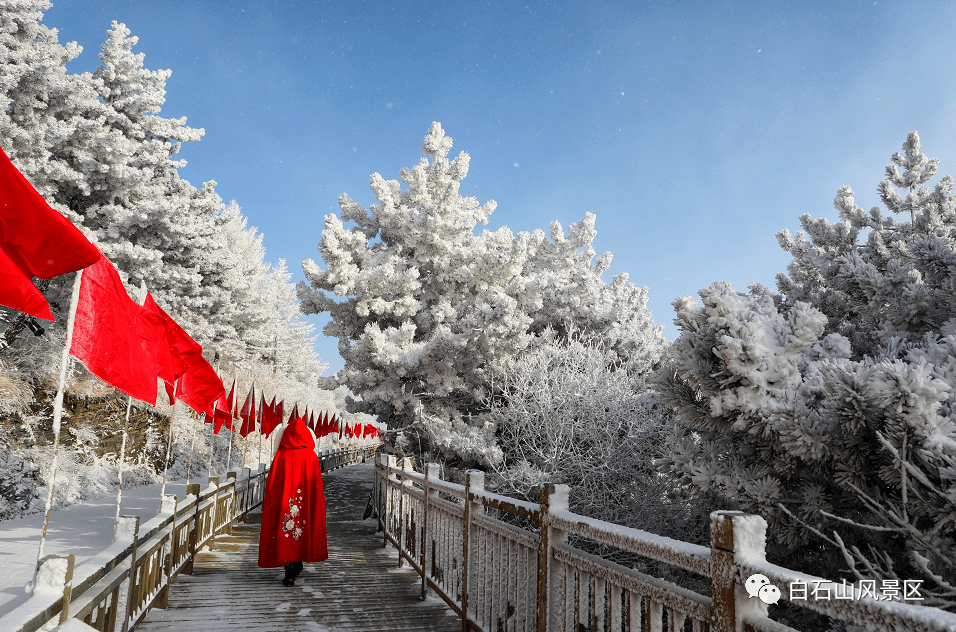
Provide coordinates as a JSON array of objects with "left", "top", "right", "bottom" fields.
[
  {"left": 176, "top": 358, "right": 224, "bottom": 417},
  {"left": 274, "top": 399, "right": 284, "bottom": 433},
  {"left": 0, "top": 247, "right": 53, "bottom": 320},
  {"left": 213, "top": 380, "right": 235, "bottom": 434},
  {"left": 238, "top": 385, "right": 255, "bottom": 437},
  {"left": 142, "top": 292, "right": 204, "bottom": 393},
  {"left": 308, "top": 410, "right": 315, "bottom": 432},
  {"left": 70, "top": 256, "right": 163, "bottom": 405},
  {"left": 259, "top": 396, "right": 282, "bottom": 437},
  {"left": 0, "top": 146, "right": 101, "bottom": 320}
]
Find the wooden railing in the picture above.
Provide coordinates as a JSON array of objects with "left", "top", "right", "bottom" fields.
[
  {"left": 3, "top": 443, "right": 380, "bottom": 632},
  {"left": 375, "top": 454, "right": 956, "bottom": 632}
]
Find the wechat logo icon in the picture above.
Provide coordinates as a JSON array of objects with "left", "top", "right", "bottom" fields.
[{"left": 745, "top": 574, "right": 781, "bottom": 605}]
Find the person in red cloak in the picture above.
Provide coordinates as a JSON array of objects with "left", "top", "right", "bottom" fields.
[{"left": 258, "top": 415, "right": 328, "bottom": 585}]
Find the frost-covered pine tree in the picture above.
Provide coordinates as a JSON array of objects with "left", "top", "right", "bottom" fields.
[
  {"left": 298, "top": 123, "right": 663, "bottom": 461},
  {"left": 0, "top": 0, "right": 93, "bottom": 202},
  {"left": 655, "top": 132, "right": 956, "bottom": 610}
]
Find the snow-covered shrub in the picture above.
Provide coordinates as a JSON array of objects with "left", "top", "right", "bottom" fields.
[
  {"left": 298, "top": 123, "right": 664, "bottom": 460},
  {"left": 655, "top": 132, "right": 956, "bottom": 610},
  {"left": 483, "top": 330, "right": 714, "bottom": 543},
  {"left": 0, "top": 444, "right": 40, "bottom": 520}
]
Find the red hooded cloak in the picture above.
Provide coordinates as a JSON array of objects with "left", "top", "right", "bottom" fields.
[{"left": 258, "top": 416, "right": 328, "bottom": 567}]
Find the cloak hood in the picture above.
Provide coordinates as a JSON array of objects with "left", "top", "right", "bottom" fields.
[{"left": 278, "top": 416, "right": 316, "bottom": 451}]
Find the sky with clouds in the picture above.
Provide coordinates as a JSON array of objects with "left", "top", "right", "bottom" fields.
[{"left": 45, "top": 0, "right": 956, "bottom": 374}]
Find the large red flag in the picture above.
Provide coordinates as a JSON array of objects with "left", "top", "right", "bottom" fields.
[
  {"left": 238, "top": 385, "right": 255, "bottom": 437},
  {"left": 142, "top": 292, "right": 203, "bottom": 393},
  {"left": 0, "top": 147, "right": 101, "bottom": 320},
  {"left": 70, "top": 256, "right": 164, "bottom": 405},
  {"left": 176, "top": 358, "right": 224, "bottom": 418}
]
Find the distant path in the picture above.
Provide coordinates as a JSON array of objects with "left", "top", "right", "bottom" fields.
[{"left": 138, "top": 461, "right": 461, "bottom": 632}]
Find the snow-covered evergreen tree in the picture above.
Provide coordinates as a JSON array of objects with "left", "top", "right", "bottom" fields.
[
  {"left": 0, "top": 0, "right": 93, "bottom": 203},
  {"left": 298, "top": 122, "right": 664, "bottom": 460},
  {"left": 655, "top": 132, "right": 956, "bottom": 610}
]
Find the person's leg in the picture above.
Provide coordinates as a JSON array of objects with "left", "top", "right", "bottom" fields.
[{"left": 283, "top": 561, "right": 303, "bottom": 584}]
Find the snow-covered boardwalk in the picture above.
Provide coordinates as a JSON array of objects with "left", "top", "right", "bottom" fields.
[{"left": 137, "top": 461, "right": 460, "bottom": 632}]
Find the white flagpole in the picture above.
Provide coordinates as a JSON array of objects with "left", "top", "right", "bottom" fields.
[
  {"left": 207, "top": 414, "right": 215, "bottom": 476},
  {"left": 224, "top": 376, "right": 236, "bottom": 475},
  {"left": 208, "top": 366, "right": 220, "bottom": 477},
  {"left": 32, "top": 268, "right": 83, "bottom": 593},
  {"left": 241, "top": 382, "right": 253, "bottom": 470},
  {"left": 257, "top": 398, "right": 264, "bottom": 467},
  {"left": 159, "top": 380, "right": 178, "bottom": 503},
  {"left": 114, "top": 395, "right": 133, "bottom": 523},
  {"left": 186, "top": 414, "right": 198, "bottom": 487}
]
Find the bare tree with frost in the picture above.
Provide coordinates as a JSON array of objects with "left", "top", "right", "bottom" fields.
[
  {"left": 654, "top": 132, "right": 956, "bottom": 610},
  {"left": 298, "top": 122, "right": 664, "bottom": 463}
]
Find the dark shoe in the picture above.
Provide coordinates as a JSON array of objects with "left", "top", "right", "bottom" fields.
[{"left": 282, "top": 578, "right": 294, "bottom": 587}]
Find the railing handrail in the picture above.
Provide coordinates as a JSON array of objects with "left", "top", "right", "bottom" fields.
[
  {"left": 2, "top": 442, "right": 380, "bottom": 632},
  {"left": 375, "top": 454, "right": 956, "bottom": 632}
]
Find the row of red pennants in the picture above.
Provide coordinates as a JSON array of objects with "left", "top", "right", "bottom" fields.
[
  {"left": 214, "top": 382, "right": 380, "bottom": 441},
  {"left": 0, "top": 144, "right": 379, "bottom": 441}
]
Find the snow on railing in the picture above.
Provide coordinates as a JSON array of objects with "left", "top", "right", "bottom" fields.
[
  {"left": 374, "top": 454, "right": 956, "bottom": 632},
  {"left": 1, "top": 443, "right": 380, "bottom": 632}
]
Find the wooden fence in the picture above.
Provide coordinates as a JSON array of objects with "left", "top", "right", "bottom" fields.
[
  {"left": 375, "top": 454, "right": 956, "bottom": 632},
  {"left": 3, "top": 443, "right": 379, "bottom": 632}
]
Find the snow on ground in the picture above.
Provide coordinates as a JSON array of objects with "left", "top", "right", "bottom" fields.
[{"left": 0, "top": 476, "right": 199, "bottom": 618}]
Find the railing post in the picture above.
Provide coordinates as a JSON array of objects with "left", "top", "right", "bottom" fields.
[
  {"left": 158, "top": 494, "right": 177, "bottom": 609},
  {"left": 184, "top": 483, "right": 201, "bottom": 575},
  {"left": 226, "top": 471, "right": 237, "bottom": 535},
  {"left": 119, "top": 515, "right": 141, "bottom": 632},
  {"left": 385, "top": 455, "right": 398, "bottom": 548},
  {"left": 461, "top": 469, "right": 484, "bottom": 632},
  {"left": 537, "top": 483, "right": 568, "bottom": 632},
  {"left": 207, "top": 476, "right": 220, "bottom": 550},
  {"left": 710, "top": 511, "right": 767, "bottom": 632},
  {"left": 240, "top": 467, "right": 252, "bottom": 521},
  {"left": 34, "top": 553, "right": 75, "bottom": 625},
  {"left": 397, "top": 458, "right": 410, "bottom": 568},
  {"left": 422, "top": 462, "right": 440, "bottom": 600},
  {"left": 376, "top": 453, "right": 388, "bottom": 536}
]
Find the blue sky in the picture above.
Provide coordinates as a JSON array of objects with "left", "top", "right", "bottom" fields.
[{"left": 46, "top": 0, "right": 956, "bottom": 375}]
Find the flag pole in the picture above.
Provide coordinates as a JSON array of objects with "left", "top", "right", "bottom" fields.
[
  {"left": 114, "top": 395, "right": 133, "bottom": 523},
  {"left": 32, "top": 268, "right": 83, "bottom": 593},
  {"left": 208, "top": 365, "right": 220, "bottom": 477},
  {"left": 257, "top": 398, "right": 263, "bottom": 467},
  {"left": 224, "top": 376, "right": 235, "bottom": 476},
  {"left": 207, "top": 415, "right": 215, "bottom": 477},
  {"left": 159, "top": 381, "right": 178, "bottom": 504},
  {"left": 186, "top": 413, "right": 199, "bottom": 487},
  {"left": 241, "top": 382, "right": 253, "bottom": 471}
]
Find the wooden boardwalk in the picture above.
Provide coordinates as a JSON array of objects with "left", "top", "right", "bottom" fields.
[{"left": 138, "top": 460, "right": 461, "bottom": 632}]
